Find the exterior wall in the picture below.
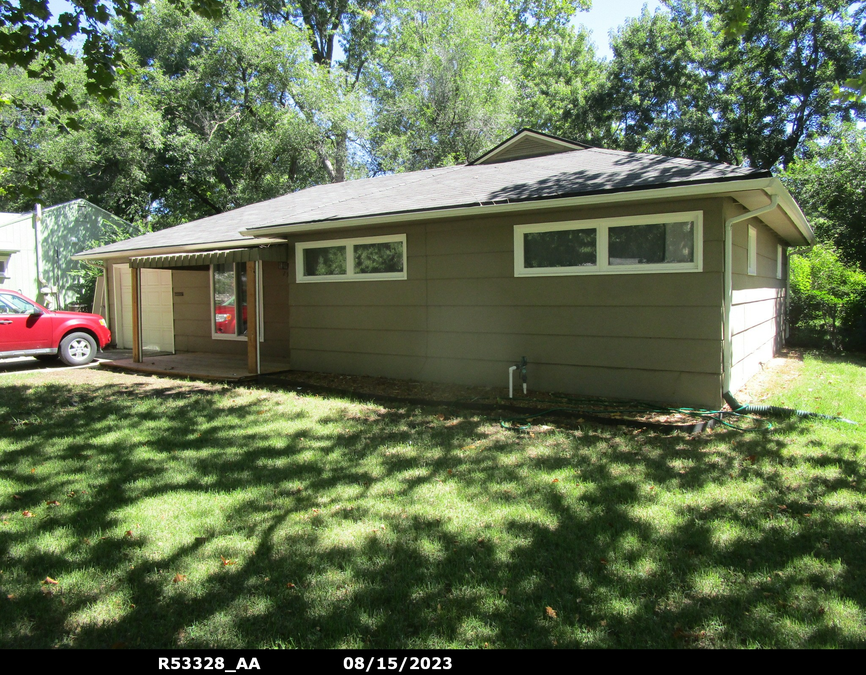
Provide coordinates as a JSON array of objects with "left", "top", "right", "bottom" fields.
[
  {"left": 0, "top": 213, "right": 39, "bottom": 301},
  {"left": 172, "top": 269, "right": 244, "bottom": 356},
  {"left": 105, "top": 260, "right": 125, "bottom": 346},
  {"left": 170, "top": 262, "right": 290, "bottom": 357},
  {"left": 260, "top": 261, "right": 291, "bottom": 359},
  {"left": 285, "top": 196, "right": 727, "bottom": 407},
  {"left": 0, "top": 201, "right": 131, "bottom": 310},
  {"left": 40, "top": 201, "right": 130, "bottom": 309},
  {"left": 726, "top": 199, "right": 787, "bottom": 393}
]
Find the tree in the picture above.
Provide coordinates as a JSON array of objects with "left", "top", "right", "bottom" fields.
[
  {"left": 514, "top": 22, "right": 610, "bottom": 145},
  {"left": 789, "top": 243, "right": 866, "bottom": 349},
  {"left": 0, "top": 60, "right": 162, "bottom": 217},
  {"left": 601, "top": 0, "right": 866, "bottom": 170},
  {"left": 364, "top": 0, "right": 520, "bottom": 173},
  {"left": 782, "top": 122, "right": 866, "bottom": 272},
  {"left": 0, "top": 0, "right": 222, "bottom": 109},
  {"left": 249, "top": 0, "right": 386, "bottom": 182},
  {"left": 116, "top": 1, "right": 357, "bottom": 225}
]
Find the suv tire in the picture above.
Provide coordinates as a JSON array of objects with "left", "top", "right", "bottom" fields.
[{"left": 59, "top": 332, "right": 97, "bottom": 366}]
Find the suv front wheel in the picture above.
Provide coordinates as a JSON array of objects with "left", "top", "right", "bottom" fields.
[{"left": 59, "top": 332, "right": 97, "bottom": 366}]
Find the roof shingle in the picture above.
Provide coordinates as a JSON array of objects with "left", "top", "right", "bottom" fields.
[{"left": 78, "top": 146, "right": 766, "bottom": 257}]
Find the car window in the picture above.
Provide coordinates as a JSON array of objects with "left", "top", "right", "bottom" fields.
[{"left": 0, "top": 294, "right": 38, "bottom": 314}]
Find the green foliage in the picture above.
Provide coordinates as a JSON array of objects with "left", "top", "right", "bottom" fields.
[
  {"left": 71, "top": 218, "right": 153, "bottom": 306},
  {"left": 365, "top": 0, "right": 521, "bottom": 172},
  {"left": 789, "top": 244, "right": 866, "bottom": 350},
  {"left": 0, "top": 60, "right": 163, "bottom": 218},
  {"left": 0, "top": 0, "right": 223, "bottom": 110},
  {"left": 781, "top": 123, "right": 866, "bottom": 272},
  {"left": 600, "top": 0, "right": 866, "bottom": 170},
  {"left": 119, "top": 1, "right": 353, "bottom": 224}
]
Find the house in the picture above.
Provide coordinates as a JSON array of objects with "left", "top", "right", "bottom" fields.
[
  {"left": 0, "top": 198, "right": 133, "bottom": 311},
  {"left": 73, "top": 130, "right": 814, "bottom": 407}
]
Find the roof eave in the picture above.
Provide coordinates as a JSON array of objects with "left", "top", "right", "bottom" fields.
[
  {"left": 72, "top": 236, "right": 286, "bottom": 262},
  {"left": 240, "top": 175, "right": 795, "bottom": 239}
]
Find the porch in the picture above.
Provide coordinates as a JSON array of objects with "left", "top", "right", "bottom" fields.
[
  {"left": 102, "top": 351, "right": 292, "bottom": 382},
  {"left": 123, "top": 245, "right": 291, "bottom": 377}
]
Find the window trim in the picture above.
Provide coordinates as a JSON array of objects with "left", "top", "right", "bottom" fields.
[
  {"left": 748, "top": 225, "right": 757, "bottom": 276},
  {"left": 0, "top": 250, "right": 15, "bottom": 281},
  {"left": 514, "top": 211, "right": 703, "bottom": 277},
  {"left": 209, "top": 261, "right": 264, "bottom": 342},
  {"left": 296, "top": 234, "right": 407, "bottom": 283}
]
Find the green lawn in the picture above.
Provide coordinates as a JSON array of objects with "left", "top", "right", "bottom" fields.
[{"left": 1, "top": 353, "right": 865, "bottom": 649}]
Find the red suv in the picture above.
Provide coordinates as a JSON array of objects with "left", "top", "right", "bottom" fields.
[{"left": 0, "top": 290, "right": 111, "bottom": 366}]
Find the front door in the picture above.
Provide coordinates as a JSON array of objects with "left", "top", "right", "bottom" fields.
[{"left": 113, "top": 264, "right": 175, "bottom": 353}]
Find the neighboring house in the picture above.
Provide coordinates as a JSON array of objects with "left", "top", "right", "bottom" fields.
[
  {"left": 73, "top": 130, "right": 814, "bottom": 407},
  {"left": 0, "top": 198, "right": 132, "bottom": 311}
]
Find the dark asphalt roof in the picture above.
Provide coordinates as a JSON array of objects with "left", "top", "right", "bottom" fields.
[{"left": 78, "top": 146, "right": 766, "bottom": 257}]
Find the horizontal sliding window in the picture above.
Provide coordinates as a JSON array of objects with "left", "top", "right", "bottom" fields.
[
  {"left": 608, "top": 221, "right": 694, "bottom": 266},
  {"left": 524, "top": 228, "right": 597, "bottom": 269},
  {"left": 515, "top": 211, "right": 702, "bottom": 277},
  {"left": 297, "top": 234, "right": 406, "bottom": 282}
]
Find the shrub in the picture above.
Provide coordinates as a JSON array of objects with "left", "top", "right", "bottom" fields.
[{"left": 789, "top": 244, "right": 866, "bottom": 350}]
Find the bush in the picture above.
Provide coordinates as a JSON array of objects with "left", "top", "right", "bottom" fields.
[{"left": 789, "top": 244, "right": 866, "bottom": 350}]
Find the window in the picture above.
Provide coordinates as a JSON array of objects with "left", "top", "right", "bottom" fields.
[
  {"left": 296, "top": 234, "right": 407, "bottom": 282},
  {"left": 0, "top": 293, "right": 38, "bottom": 314},
  {"left": 514, "top": 212, "right": 702, "bottom": 277},
  {"left": 210, "top": 262, "right": 263, "bottom": 340},
  {"left": 0, "top": 251, "right": 14, "bottom": 280},
  {"left": 776, "top": 244, "right": 783, "bottom": 280},
  {"left": 748, "top": 225, "right": 757, "bottom": 275}
]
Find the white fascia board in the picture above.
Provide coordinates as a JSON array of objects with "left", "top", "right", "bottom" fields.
[
  {"left": 767, "top": 178, "right": 814, "bottom": 245},
  {"left": 71, "top": 237, "right": 286, "bottom": 262},
  {"left": 239, "top": 177, "right": 781, "bottom": 238}
]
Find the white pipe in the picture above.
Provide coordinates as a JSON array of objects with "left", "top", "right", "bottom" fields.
[
  {"left": 509, "top": 365, "right": 517, "bottom": 399},
  {"left": 724, "top": 194, "right": 779, "bottom": 394}
]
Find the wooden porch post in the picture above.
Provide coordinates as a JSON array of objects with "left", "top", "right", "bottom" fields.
[
  {"left": 246, "top": 260, "right": 258, "bottom": 374},
  {"left": 131, "top": 265, "right": 142, "bottom": 363}
]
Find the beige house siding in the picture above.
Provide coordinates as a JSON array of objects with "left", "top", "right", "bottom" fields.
[
  {"left": 172, "top": 270, "right": 244, "bottom": 356},
  {"left": 287, "top": 197, "right": 727, "bottom": 407},
  {"left": 259, "top": 261, "right": 291, "bottom": 359},
  {"left": 726, "top": 199, "right": 787, "bottom": 393},
  {"left": 170, "top": 262, "right": 290, "bottom": 357}
]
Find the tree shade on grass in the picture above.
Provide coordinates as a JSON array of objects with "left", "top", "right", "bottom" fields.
[{"left": 0, "top": 355, "right": 864, "bottom": 649}]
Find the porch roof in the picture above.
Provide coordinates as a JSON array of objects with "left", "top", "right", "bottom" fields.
[{"left": 129, "top": 244, "right": 288, "bottom": 269}]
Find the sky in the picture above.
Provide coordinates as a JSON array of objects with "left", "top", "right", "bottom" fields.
[
  {"left": 575, "top": 0, "right": 664, "bottom": 59},
  {"left": 46, "top": 0, "right": 666, "bottom": 61}
]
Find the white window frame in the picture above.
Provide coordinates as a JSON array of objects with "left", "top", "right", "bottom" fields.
[
  {"left": 748, "top": 225, "right": 757, "bottom": 276},
  {"left": 0, "top": 250, "right": 15, "bottom": 281},
  {"left": 514, "top": 211, "right": 703, "bottom": 277},
  {"left": 296, "top": 234, "right": 407, "bottom": 283},
  {"left": 209, "top": 260, "right": 264, "bottom": 342},
  {"left": 776, "top": 244, "right": 783, "bottom": 280}
]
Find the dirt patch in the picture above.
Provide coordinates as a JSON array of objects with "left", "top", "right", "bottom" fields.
[
  {"left": 733, "top": 348, "right": 806, "bottom": 404},
  {"left": 265, "top": 370, "right": 718, "bottom": 430},
  {"left": 3, "top": 363, "right": 226, "bottom": 395}
]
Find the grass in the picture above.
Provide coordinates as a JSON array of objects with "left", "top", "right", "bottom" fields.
[{"left": 0, "top": 352, "right": 865, "bottom": 649}]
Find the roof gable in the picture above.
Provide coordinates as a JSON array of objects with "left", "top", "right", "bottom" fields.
[{"left": 470, "top": 129, "right": 591, "bottom": 165}]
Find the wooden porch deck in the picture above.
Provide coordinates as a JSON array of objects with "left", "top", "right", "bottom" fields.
[{"left": 101, "top": 352, "right": 292, "bottom": 381}]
